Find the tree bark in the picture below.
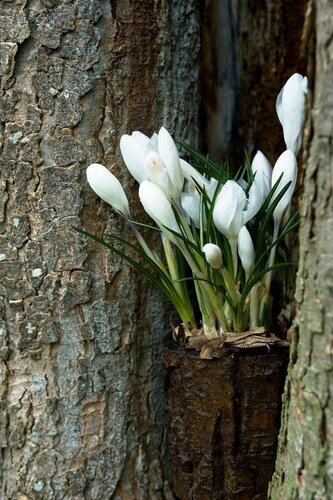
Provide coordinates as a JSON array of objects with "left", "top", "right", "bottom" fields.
[
  {"left": 269, "top": 2, "right": 333, "bottom": 497},
  {"left": 164, "top": 341, "right": 289, "bottom": 500},
  {"left": 0, "top": 1, "right": 200, "bottom": 498}
]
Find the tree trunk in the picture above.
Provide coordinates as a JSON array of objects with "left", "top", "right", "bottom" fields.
[
  {"left": 270, "top": 2, "right": 333, "bottom": 497},
  {"left": 0, "top": 1, "right": 200, "bottom": 498},
  {"left": 164, "top": 341, "right": 289, "bottom": 500}
]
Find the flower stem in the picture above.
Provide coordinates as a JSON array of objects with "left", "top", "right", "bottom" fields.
[
  {"left": 162, "top": 235, "right": 196, "bottom": 327},
  {"left": 229, "top": 237, "right": 238, "bottom": 280},
  {"left": 260, "top": 218, "right": 280, "bottom": 321}
]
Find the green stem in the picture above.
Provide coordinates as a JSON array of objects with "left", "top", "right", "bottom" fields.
[
  {"left": 194, "top": 279, "right": 218, "bottom": 338},
  {"left": 162, "top": 235, "right": 196, "bottom": 327},
  {"left": 260, "top": 218, "right": 280, "bottom": 321},
  {"left": 229, "top": 237, "right": 238, "bottom": 279},
  {"left": 221, "top": 268, "right": 240, "bottom": 307},
  {"left": 200, "top": 277, "right": 228, "bottom": 334},
  {"left": 249, "top": 284, "right": 259, "bottom": 329}
]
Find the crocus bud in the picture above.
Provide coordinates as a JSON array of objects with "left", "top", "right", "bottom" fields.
[
  {"left": 120, "top": 131, "right": 153, "bottom": 184},
  {"left": 213, "top": 180, "right": 246, "bottom": 239},
  {"left": 158, "top": 127, "right": 184, "bottom": 199},
  {"left": 276, "top": 73, "right": 308, "bottom": 155},
  {"left": 202, "top": 243, "right": 223, "bottom": 269},
  {"left": 86, "top": 163, "right": 130, "bottom": 218},
  {"left": 139, "top": 181, "right": 181, "bottom": 242},
  {"left": 270, "top": 150, "right": 297, "bottom": 222},
  {"left": 251, "top": 151, "right": 272, "bottom": 202},
  {"left": 238, "top": 226, "right": 255, "bottom": 273}
]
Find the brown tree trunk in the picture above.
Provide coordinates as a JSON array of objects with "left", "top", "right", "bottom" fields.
[
  {"left": 164, "top": 341, "right": 289, "bottom": 500},
  {"left": 0, "top": 1, "right": 200, "bottom": 498},
  {"left": 270, "top": 2, "right": 333, "bottom": 497}
]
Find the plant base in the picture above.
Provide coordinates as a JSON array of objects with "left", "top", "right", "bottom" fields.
[{"left": 164, "top": 336, "right": 289, "bottom": 499}]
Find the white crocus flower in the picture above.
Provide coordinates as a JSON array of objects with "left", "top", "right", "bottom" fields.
[
  {"left": 238, "top": 226, "right": 255, "bottom": 274},
  {"left": 213, "top": 179, "right": 263, "bottom": 240},
  {"left": 120, "top": 131, "right": 156, "bottom": 184},
  {"left": 270, "top": 149, "right": 297, "bottom": 224},
  {"left": 158, "top": 127, "right": 184, "bottom": 199},
  {"left": 251, "top": 151, "right": 272, "bottom": 203},
  {"left": 86, "top": 163, "right": 130, "bottom": 218},
  {"left": 202, "top": 243, "right": 223, "bottom": 269},
  {"left": 213, "top": 180, "right": 246, "bottom": 239},
  {"left": 276, "top": 73, "right": 308, "bottom": 155},
  {"left": 213, "top": 180, "right": 261, "bottom": 278},
  {"left": 139, "top": 181, "right": 181, "bottom": 243}
]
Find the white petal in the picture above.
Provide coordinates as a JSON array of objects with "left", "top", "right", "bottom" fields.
[
  {"left": 207, "top": 178, "right": 219, "bottom": 200},
  {"left": 148, "top": 132, "right": 159, "bottom": 152},
  {"left": 213, "top": 180, "right": 246, "bottom": 238},
  {"left": 158, "top": 127, "right": 184, "bottom": 198},
  {"left": 276, "top": 73, "right": 307, "bottom": 155},
  {"left": 271, "top": 150, "right": 297, "bottom": 222},
  {"left": 139, "top": 181, "right": 181, "bottom": 240},
  {"left": 276, "top": 87, "right": 284, "bottom": 127},
  {"left": 242, "top": 181, "right": 262, "bottom": 224},
  {"left": 86, "top": 163, "right": 130, "bottom": 217},
  {"left": 144, "top": 151, "right": 172, "bottom": 196},
  {"left": 181, "top": 192, "right": 201, "bottom": 227},
  {"left": 301, "top": 76, "right": 308, "bottom": 94},
  {"left": 180, "top": 158, "right": 209, "bottom": 189},
  {"left": 238, "top": 226, "right": 255, "bottom": 272},
  {"left": 252, "top": 150, "right": 272, "bottom": 200},
  {"left": 120, "top": 132, "right": 150, "bottom": 184}
]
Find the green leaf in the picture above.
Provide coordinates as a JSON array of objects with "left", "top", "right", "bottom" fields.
[{"left": 73, "top": 226, "right": 190, "bottom": 317}]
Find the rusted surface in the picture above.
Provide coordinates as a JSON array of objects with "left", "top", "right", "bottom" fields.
[{"left": 164, "top": 341, "right": 289, "bottom": 499}]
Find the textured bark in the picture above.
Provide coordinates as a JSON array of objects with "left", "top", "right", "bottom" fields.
[
  {"left": 164, "top": 342, "right": 289, "bottom": 500},
  {"left": 269, "top": 2, "right": 333, "bottom": 498},
  {"left": 0, "top": 1, "right": 200, "bottom": 498}
]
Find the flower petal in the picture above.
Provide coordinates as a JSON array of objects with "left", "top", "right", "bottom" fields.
[
  {"left": 270, "top": 149, "right": 297, "bottom": 222},
  {"left": 213, "top": 180, "right": 246, "bottom": 238},
  {"left": 238, "top": 225, "right": 255, "bottom": 272},
  {"left": 120, "top": 131, "right": 150, "bottom": 184},
  {"left": 86, "top": 163, "right": 130, "bottom": 217},
  {"left": 158, "top": 127, "right": 184, "bottom": 199},
  {"left": 139, "top": 181, "right": 181, "bottom": 241},
  {"left": 276, "top": 73, "right": 307, "bottom": 155}
]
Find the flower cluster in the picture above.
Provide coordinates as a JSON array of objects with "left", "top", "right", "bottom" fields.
[{"left": 84, "top": 74, "right": 307, "bottom": 339}]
